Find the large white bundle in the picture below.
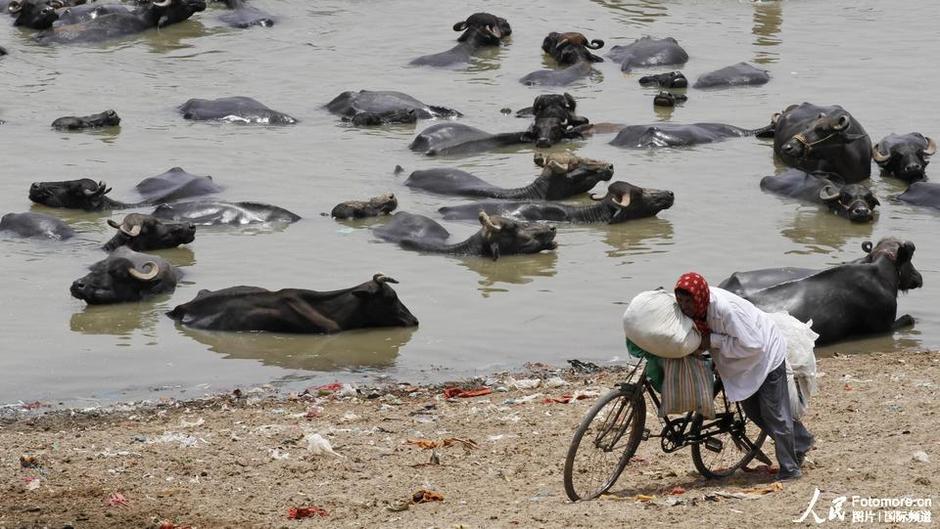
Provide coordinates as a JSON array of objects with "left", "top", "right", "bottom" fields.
[
  {"left": 767, "top": 311, "right": 819, "bottom": 419},
  {"left": 622, "top": 290, "right": 701, "bottom": 359}
]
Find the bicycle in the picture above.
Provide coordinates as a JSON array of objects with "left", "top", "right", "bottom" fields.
[{"left": 563, "top": 354, "right": 771, "bottom": 502}]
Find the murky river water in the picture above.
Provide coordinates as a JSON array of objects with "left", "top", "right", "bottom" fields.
[{"left": 1, "top": 0, "right": 937, "bottom": 406}]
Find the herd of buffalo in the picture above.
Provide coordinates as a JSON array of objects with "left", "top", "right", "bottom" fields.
[{"left": 0, "top": 7, "right": 935, "bottom": 347}]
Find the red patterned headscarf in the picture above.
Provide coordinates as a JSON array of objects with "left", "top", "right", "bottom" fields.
[{"left": 675, "top": 272, "right": 710, "bottom": 335}]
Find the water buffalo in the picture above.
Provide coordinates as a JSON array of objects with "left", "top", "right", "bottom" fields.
[
  {"left": 215, "top": 0, "right": 272, "bottom": 28},
  {"left": 9, "top": 0, "right": 58, "bottom": 28},
  {"left": 692, "top": 62, "right": 770, "bottom": 89},
  {"left": 179, "top": 97, "right": 297, "bottom": 125},
  {"left": 52, "top": 109, "right": 120, "bottom": 130},
  {"left": 167, "top": 274, "right": 418, "bottom": 333},
  {"left": 410, "top": 93, "right": 589, "bottom": 155},
  {"left": 638, "top": 71, "right": 688, "bottom": 88},
  {"left": 324, "top": 90, "right": 461, "bottom": 126},
  {"left": 151, "top": 200, "right": 300, "bottom": 225},
  {"left": 71, "top": 247, "right": 179, "bottom": 304},
  {"left": 653, "top": 91, "right": 687, "bottom": 107},
  {"left": 873, "top": 133, "right": 935, "bottom": 182},
  {"left": 438, "top": 181, "right": 674, "bottom": 224},
  {"left": 374, "top": 211, "right": 557, "bottom": 261},
  {"left": 0, "top": 211, "right": 74, "bottom": 239},
  {"left": 719, "top": 237, "right": 916, "bottom": 297},
  {"left": 766, "top": 102, "right": 872, "bottom": 183},
  {"left": 330, "top": 193, "right": 397, "bottom": 219},
  {"left": 102, "top": 213, "right": 196, "bottom": 251},
  {"left": 29, "top": 167, "right": 221, "bottom": 211},
  {"left": 520, "top": 31, "right": 603, "bottom": 86},
  {"left": 736, "top": 238, "right": 922, "bottom": 345},
  {"left": 759, "top": 169, "right": 879, "bottom": 222},
  {"left": 609, "top": 122, "right": 765, "bottom": 149},
  {"left": 35, "top": 0, "right": 205, "bottom": 44},
  {"left": 606, "top": 36, "right": 688, "bottom": 72},
  {"left": 410, "top": 12, "right": 511, "bottom": 68},
  {"left": 896, "top": 182, "right": 940, "bottom": 209}
]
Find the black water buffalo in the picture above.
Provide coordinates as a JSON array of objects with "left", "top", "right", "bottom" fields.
[
  {"left": 325, "top": 90, "right": 461, "bottom": 126},
  {"left": 0, "top": 211, "right": 74, "bottom": 239},
  {"left": 873, "top": 133, "right": 935, "bottom": 182},
  {"left": 35, "top": 0, "right": 205, "bottom": 44},
  {"left": 215, "top": 0, "right": 272, "bottom": 28},
  {"left": 71, "top": 247, "right": 179, "bottom": 304},
  {"left": 102, "top": 213, "right": 195, "bottom": 252},
  {"left": 638, "top": 71, "right": 688, "bottom": 88},
  {"left": 410, "top": 93, "right": 589, "bottom": 155},
  {"left": 374, "top": 211, "right": 557, "bottom": 261},
  {"left": 896, "top": 182, "right": 940, "bottom": 209},
  {"left": 766, "top": 102, "right": 872, "bottom": 183},
  {"left": 692, "top": 62, "right": 770, "bottom": 89},
  {"left": 29, "top": 167, "right": 221, "bottom": 210},
  {"left": 759, "top": 169, "right": 879, "bottom": 222},
  {"left": 410, "top": 12, "right": 511, "bottom": 68},
  {"left": 653, "top": 91, "right": 687, "bottom": 107},
  {"left": 52, "top": 109, "right": 120, "bottom": 130},
  {"left": 330, "top": 193, "right": 397, "bottom": 219},
  {"left": 167, "top": 274, "right": 418, "bottom": 333},
  {"left": 719, "top": 237, "right": 917, "bottom": 297},
  {"left": 736, "top": 238, "right": 922, "bottom": 345},
  {"left": 606, "top": 36, "right": 688, "bottom": 72},
  {"left": 152, "top": 200, "right": 300, "bottom": 225},
  {"left": 520, "top": 31, "right": 603, "bottom": 86},
  {"left": 179, "top": 97, "right": 297, "bottom": 125},
  {"left": 609, "top": 122, "right": 765, "bottom": 149},
  {"left": 438, "top": 181, "right": 674, "bottom": 224},
  {"left": 404, "top": 152, "right": 612, "bottom": 200},
  {"left": 9, "top": 0, "right": 58, "bottom": 29}
]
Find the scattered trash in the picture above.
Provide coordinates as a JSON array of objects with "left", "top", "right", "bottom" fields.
[
  {"left": 568, "top": 359, "right": 601, "bottom": 373},
  {"left": 340, "top": 412, "right": 360, "bottom": 423},
  {"left": 20, "top": 455, "right": 40, "bottom": 469},
  {"left": 24, "top": 477, "right": 41, "bottom": 491},
  {"left": 179, "top": 417, "right": 205, "bottom": 428},
  {"left": 305, "top": 433, "right": 343, "bottom": 458},
  {"left": 386, "top": 500, "right": 410, "bottom": 512},
  {"left": 912, "top": 451, "right": 930, "bottom": 463},
  {"left": 429, "top": 450, "right": 440, "bottom": 465},
  {"left": 269, "top": 448, "right": 290, "bottom": 460},
  {"left": 158, "top": 521, "right": 192, "bottom": 529},
  {"left": 669, "top": 486, "right": 686, "bottom": 495},
  {"left": 544, "top": 376, "right": 570, "bottom": 388},
  {"left": 443, "top": 387, "right": 492, "bottom": 399},
  {"left": 287, "top": 506, "right": 329, "bottom": 519},
  {"left": 412, "top": 489, "right": 445, "bottom": 503},
  {"left": 503, "top": 394, "right": 542, "bottom": 405},
  {"left": 508, "top": 377, "right": 541, "bottom": 390},
  {"left": 20, "top": 401, "right": 47, "bottom": 410},
  {"left": 706, "top": 482, "right": 783, "bottom": 501},
  {"left": 406, "top": 438, "right": 479, "bottom": 450},
  {"left": 542, "top": 390, "right": 599, "bottom": 404},
  {"left": 105, "top": 492, "right": 129, "bottom": 506},
  {"left": 145, "top": 432, "right": 206, "bottom": 448}
]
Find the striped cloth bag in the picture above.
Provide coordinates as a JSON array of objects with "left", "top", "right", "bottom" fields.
[{"left": 660, "top": 355, "right": 715, "bottom": 419}]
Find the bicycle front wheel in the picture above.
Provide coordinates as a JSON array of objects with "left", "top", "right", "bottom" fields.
[
  {"left": 563, "top": 385, "right": 646, "bottom": 501},
  {"left": 690, "top": 401, "right": 767, "bottom": 479}
]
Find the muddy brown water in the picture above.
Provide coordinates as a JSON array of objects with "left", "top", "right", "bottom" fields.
[{"left": 1, "top": 0, "right": 937, "bottom": 406}]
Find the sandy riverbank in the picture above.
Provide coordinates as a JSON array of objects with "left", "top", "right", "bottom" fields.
[{"left": 1, "top": 351, "right": 937, "bottom": 528}]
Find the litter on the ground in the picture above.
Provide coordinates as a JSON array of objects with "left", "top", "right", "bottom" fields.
[
  {"left": 405, "top": 437, "right": 479, "bottom": 450},
  {"left": 305, "top": 433, "right": 343, "bottom": 457},
  {"left": 287, "top": 506, "right": 329, "bottom": 519},
  {"left": 443, "top": 387, "right": 492, "bottom": 399},
  {"left": 412, "top": 489, "right": 445, "bottom": 503},
  {"left": 105, "top": 492, "right": 129, "bottom": 506}
]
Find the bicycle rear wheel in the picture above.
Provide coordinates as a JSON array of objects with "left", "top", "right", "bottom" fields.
[
  {"left": 563, "top": 385, "right": 646, "bottom": 501},
  {"left": 690, "top": 400, "right": 767, "bottom": 479}
]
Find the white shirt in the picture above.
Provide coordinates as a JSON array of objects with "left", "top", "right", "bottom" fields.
[{"left": 706, "top": 287, "right": 787, "bottom": 402}]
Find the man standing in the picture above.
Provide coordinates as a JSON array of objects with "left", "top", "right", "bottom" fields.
[{"left": 674, "top": 272, "right": 814, "bottom": 480}]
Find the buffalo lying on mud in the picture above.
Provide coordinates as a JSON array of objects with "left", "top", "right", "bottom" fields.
[
  {"left": 167, "top": 274, "right": 419, "bottom": 333},
  {"left": 410, "top": 12, "right": 511, "bottom": 68},
  {"left": 374, "top": 211, "right": 557, "bottom": 261},
  {"left": 71, "top": 247, "right": 179, "bottom": 304}
]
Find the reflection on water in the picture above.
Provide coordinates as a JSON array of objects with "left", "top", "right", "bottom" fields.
[
  {"left": 752, "top": 1, "right": 783, "bottom": 65},
  {"left": 70, "top": 300, "right": 166, "bottom": 337},
  {"left": 177, "top": 325, "right": 416, "bottom": 371},
  {"left": 601, "top": 216, "right": 674, "bottom": 258},
  {"left": 590, "top": 0, "right": 668, "bottom": 26},
  {"left": 465, "top": 41, "right": 510, "bottom": 74},
  {"left": 816, "top": 330, "right": 923, "bottom": 357},
  {"left": 458, "top": 251, "right": 558, "bottom": 294},
  {"left": 154, "top": 246, "right": 197, "bottom": 268},
  {"left": 779, "top": 207, "right": 875, "bottom": 254}
]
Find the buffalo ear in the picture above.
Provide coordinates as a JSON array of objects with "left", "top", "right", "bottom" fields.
[
  {"left": 897, "top": 241, "right": 915, "bottom": 264},
  {"left": 563, "top": 92, "right": 576, "bottom": 111},
  {"left": 818, "top": 185, "right": 840, "bottom": 202},
  {"left": 870, "top": 195, "right": 881, "bottom": 207}
]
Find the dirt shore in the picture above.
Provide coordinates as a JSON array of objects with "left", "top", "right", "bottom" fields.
[{"left": 1, "top": 351, "right": 937, "bottom": 529}]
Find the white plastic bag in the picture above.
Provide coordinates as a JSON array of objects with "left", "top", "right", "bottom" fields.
[
  {"left": 767, "top": 312, "right": 819, "bottom": 419},
  {"left": 622, "top": 290, "right": 701, "bottom": 359}
]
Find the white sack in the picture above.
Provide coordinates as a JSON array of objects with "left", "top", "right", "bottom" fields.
[
  {"left": 622, "top": 290, "right": 701, "bottom": 359},
  {"left": 767, "top": 311, "right": 819, "bottom": 419}
]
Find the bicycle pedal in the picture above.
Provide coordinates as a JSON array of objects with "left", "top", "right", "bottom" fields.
[
  {"left": 704, "top": 438, "right": 723, "bottom": 453},
  {"left": 641, "top": 428, "right": 651, "bottom": 441}
]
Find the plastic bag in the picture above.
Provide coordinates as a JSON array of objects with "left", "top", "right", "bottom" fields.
[
  {"left": 766, "top": 311, "right": 819, "bottom": 419},
  {"left": 626, "top": 339, "right": 663, "bottom": 393},
  {"left": 660, "top": 355, "right": 715, "bottom": 419},
  {"left": 622, "top": 290, "right": 701, "bottom": 359}
]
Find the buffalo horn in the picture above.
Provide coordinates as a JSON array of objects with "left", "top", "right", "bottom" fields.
[
  {"left": 833, "top": 114, "right": 850, "bottom": 131},
  {"left": 925, "top": 137, "right": 937, "bottom": 156},
  {"left": 818, "top": 185, "right": 840, "bottom": 201},
  {"left": 49, "top": 0, "right": 65, "bottom": 7},
  {"left": 478, "top": 210, "right": 501, "bottom": 232},
  {"left": 587, "top": 38, "right": 604, "bottom": 49},
  {"left": 589, "top": 191, "right": 606, "bottom": 201},
  {"left": 452, "top": 21, "right": 467, "bottom": 31},
  {"left": 128, "top": 261, "right": 160, "bottom": 281},
  {"left": 152, "top": 0, "right": 172, "bottom": 7},
  {"left": 872, "top": 143, "right": 891, "bottom": 163},
  {"left": 862, "top": 241, "right": 873, "bottom": 253},
  {"left": 770, "top": 112, "right": 781, "bottom": 125},
  {"left": 616, "top": 190, "right": 632, "bottom": 207},
  {"left": 7, "top": 0, "right": 22, "bottom": 13},
  {"left": 373, "top": 273, "right": 399, "bottom": 284}
]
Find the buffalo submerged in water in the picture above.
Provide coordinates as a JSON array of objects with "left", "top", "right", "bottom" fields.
[
  {"left": 324, "top": 90, "right": 461, "bottom": 126},
  {"left": 71, "top": 247, "right": 179, "bottom": 304},
  {"left": 410, "top": 12, "right": 511, "bottom": 68},
  {"left": 33, "top": 0, "right": 206, "bottom": 44},
  {"left": 520, "top": 31, "right": 604, "bottom": 87}
]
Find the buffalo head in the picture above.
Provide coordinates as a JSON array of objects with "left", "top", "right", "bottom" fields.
[
  {"left": 533, "top": 151, "right": 613, "bottom": 198},
  {"left": 521, "top": 92, "right": 586, "bottom": 148},
  {"left": 860, "top": 238, "right": 923, "bottom": 292},
  {"left": 541, "top": 31, "right": 604, "bottom": 64},
  {"left": 142, "top": 0, "right": 206, "bottom": 28},
  {"left": 478, "top": 211, "right": 557, "bottom": 261},
  {"left": 103, "top": 213, "right": 196, "bottom": 252},
  {"left": 590, "top": 181, "right": 675, "bottom": 223},
  {"left": 350, "top": 273, "right": 419, "bottom": 328},
  {"left": 773, "top": 104, "right": 871, "bottom": 180},
  {"left": 873, "top": 133, "right": 936, "bottom": 182},
  {"left": 453, "top": 12, "right": 510, "bottom": 46},
  {"left": 9, "top": 0, "right": 60, "bottom": 29},
  {"left": 818, "top": 182, "right": 879, "bottom": 223},
  {"left": 29, "top": 178, "right": 113, "bottom": 210},
  {"left": 331, "top": 193, "right": 398, "bottom": 219},
  {"left": 71, "top": 248, "right": 178, "bottom": 304}
]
